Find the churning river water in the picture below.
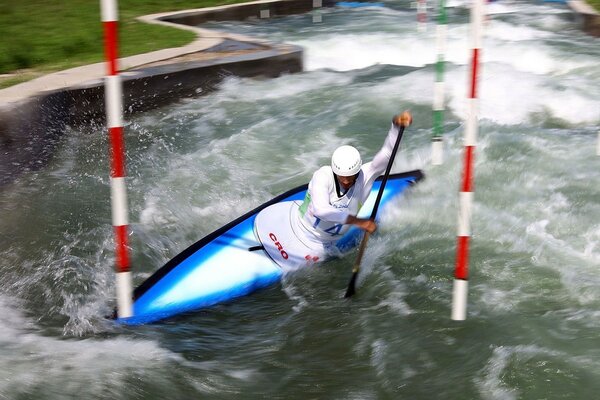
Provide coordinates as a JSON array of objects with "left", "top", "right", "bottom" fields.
[{"left": 1, "top": 1, "right": 599, "bottom": 398}]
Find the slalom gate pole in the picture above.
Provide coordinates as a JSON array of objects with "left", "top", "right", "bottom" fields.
[
  {"left": 101, "top": 0, "right": 133, "bottom": 318},
  {"left": 451, "top": 0, "right": 484, "bottom": 321},
  {"left": 431, "top": 0, "right": 447, "bottom": 166},
  {"left": 313, "top": 0, "right": 323, "bottom": 23},
  {"left": 597, "top": 130, "right": 599, "bottom": 156},
  {"left": 417, "top": 0, "right": 428, "bottom": 31}
]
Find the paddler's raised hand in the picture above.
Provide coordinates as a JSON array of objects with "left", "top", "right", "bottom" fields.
[
  {"left": 346, "top": 215, "right": 377, "bottom": 234},
  {"left": 393, "top": 111, "right": 412, "bottom": 127}
]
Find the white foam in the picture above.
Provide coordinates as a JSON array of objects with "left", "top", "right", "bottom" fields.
[
  {"left": 476, "top": 344, "right": 600, "bottom": 400},
  {"left": 486, "top": 2, "right": 518, "bottom": 16},
  {"left": 268, "top": 6, "right": 600, "bottom": 128},
  {"left": 0, "top": 296, "right": 183, "bottom": 396},
  {"left": 475, "top": 345, "right": 542, "bottom": 400},
  {"left": 440, "top": 62, "right": 600, "bottom": 125},
  {"left": 534, "top": 13, "right": 573, "bottom": 30},
  {"left": 485, "top": 38, "right": 596, "bottom": 76},
  {"left": 218, "top": 71, "right": 354, "bottom": 100},
  {"left": 370, "top": 338, "right": 389, "bottom": 377},
  {"left": 562, "top": 308, "right": 600, "bottom": 329},
  {"left": 486, "top": 20, "right": 552, "bottom": 41},
  {"left": 297, "top": 33, "right": 435, "bottom": 70},
  {"left": 582, "top": 225, "right": 600, "bottom": 260},
  {"left": 282, "top": 283, "right": 309, "bottom": 313},
  {"left": 294, "top": 23, "right": 471, "bottom": 71}
]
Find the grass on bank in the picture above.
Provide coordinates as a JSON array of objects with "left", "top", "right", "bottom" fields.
[
  {"left": 2, "top": 0, "right": 599, "bottom": 89},
  {"left": 0, "top": 0, "right": 246, "bottom": 89},
  {"left": 588, "top": 0, "right": 600, "bottom": 11}
]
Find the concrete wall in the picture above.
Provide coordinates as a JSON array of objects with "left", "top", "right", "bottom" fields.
[
  {"left": 159, "top": 0, "right": 336, "bottom": 25},
  {"left": 568, "top": 0, "right": 600, "bottom": 37},
  {"left": 0, "top": 92, "right": 70, "bottom": 185}
]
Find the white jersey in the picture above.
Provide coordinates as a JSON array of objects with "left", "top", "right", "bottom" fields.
[{"left": 297, "top": 123, "right": 401, "bottom": 244}]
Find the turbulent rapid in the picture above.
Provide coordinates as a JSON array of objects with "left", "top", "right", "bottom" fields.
[{"left": 1, "top": 1, "right": 599, "bottom": 398}]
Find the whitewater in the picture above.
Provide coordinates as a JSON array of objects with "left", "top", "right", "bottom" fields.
[{"left": 0, "top": 1, "right": 599, "bottom": 398}]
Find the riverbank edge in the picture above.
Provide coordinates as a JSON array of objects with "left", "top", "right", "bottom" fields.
[
  {"left": 0, "top": 0, "right": 336, "bottom": 186},
  {"left": 568, "top": 0, "right": 600, "bottom": 36}
]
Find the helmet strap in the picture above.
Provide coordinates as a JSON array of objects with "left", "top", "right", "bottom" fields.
[
  {"left": 333, "top": 171, "right": 359, "bottom": 198},
  {"left": 333, "top": 172, "right": 343, "bottom": 197}
]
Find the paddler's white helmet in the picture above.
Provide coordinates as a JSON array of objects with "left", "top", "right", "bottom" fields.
[{"left": 331, "top": 145, "right": 362, "bottom": 177}]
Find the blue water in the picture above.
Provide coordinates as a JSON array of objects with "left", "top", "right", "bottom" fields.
[{"left": 1, "top": 1, "right": 599, "bottom": 398}]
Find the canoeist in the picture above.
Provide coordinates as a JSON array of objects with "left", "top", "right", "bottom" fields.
[{"left": 295, "top": 111, "right": 413, "bottom": 259}]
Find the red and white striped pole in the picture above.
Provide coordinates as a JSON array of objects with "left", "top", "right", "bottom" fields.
[
  {"left": 451, "top": 0, "right": 484, "bottom": 321},
  {"left": 101, "top": 0, "right": 133, "bottom": 318},
  {"left": 417, "top": 0, "right": 428, "bottom": 32}
]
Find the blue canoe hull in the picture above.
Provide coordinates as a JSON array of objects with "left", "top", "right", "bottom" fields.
[{"left": 120, "top": 170, "right": 424, "bottom": 324}]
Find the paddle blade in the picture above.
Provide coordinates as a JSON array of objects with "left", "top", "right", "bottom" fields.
[
  {"left": 344, "top": 272, "right": 358, "bottom": 298},
  {"left": 344, "top": 231, "right": 370, "bottom": 298}
]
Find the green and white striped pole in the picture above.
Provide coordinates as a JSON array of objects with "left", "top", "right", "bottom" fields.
[{"left": 432, "top": 0, "right": 447, "bottom": 166}]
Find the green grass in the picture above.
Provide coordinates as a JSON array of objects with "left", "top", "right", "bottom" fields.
[
  {"left": 2, "top": 0, "right": 597, "bottom": 87},
  {"left": 0, "top": 0, "right": 246, "bottom": 78},
  {"left": 588, "top": 0, "right": 600, "bottom": 11}
]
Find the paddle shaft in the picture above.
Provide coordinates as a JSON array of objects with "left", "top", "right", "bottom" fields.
[
  {"left": 345, "top": 123, "right": 406, "bottom": 298},
  {"left": 368, "top": 124, "right": 406, "bottom": 220}
]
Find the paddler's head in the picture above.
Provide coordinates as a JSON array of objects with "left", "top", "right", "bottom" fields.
[{"left": 331, "top": 145, "right": 362, "bottom": 190}]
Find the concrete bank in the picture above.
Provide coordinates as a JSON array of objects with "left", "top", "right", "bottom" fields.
[
  {"left": 568, "top": 0, "right": 600, "bottom": 37},
  {"left": 0, "top": 0, "right": 336, "bottom": 186}
]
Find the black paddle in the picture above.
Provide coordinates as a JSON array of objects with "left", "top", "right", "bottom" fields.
[{"left": 344, "top": 114, "right": 409, "bottom": 298}]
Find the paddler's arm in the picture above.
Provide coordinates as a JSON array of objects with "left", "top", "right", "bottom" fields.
[
  {"left": 346, "top": 215, "right": 377, "bottom": 234},
  {"left": 347, "top": 112, "right": 412, "bottom": 233},
  {"left": 369, "top": 112, "right": 413, "bottom": 175}
]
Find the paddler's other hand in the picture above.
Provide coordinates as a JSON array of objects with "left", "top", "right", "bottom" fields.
[
  {"left": 393, "top": 111, "right": 412, "bottom": 127},
  {"left": 346, "top": 215, "right": 377, "bottom": 234}
]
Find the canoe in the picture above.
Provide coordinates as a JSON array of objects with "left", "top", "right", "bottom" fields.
[{"left": 119, "top": 169, "right": 424, "bottom": 324}]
